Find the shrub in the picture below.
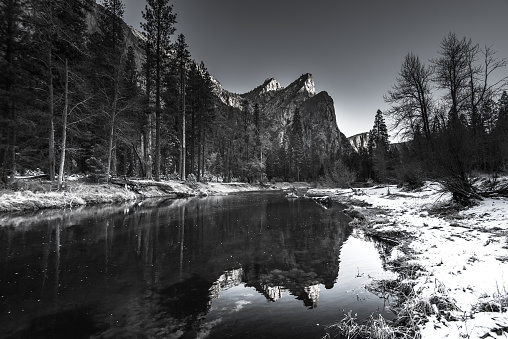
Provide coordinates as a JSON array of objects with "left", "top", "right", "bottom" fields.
[
  {"left": 329, "top": 159, "right": 356, "bottom": 188},
  {"left": 185, "top": 173, "right": 199, "bottom": 189}
]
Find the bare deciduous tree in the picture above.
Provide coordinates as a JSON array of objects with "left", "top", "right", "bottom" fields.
[{"left": 384, "top": 53, "right": 434, "bottom": 140}]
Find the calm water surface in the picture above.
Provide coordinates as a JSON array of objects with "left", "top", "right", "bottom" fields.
[{"left": 0, "top": 193, "right": 395, "bottom": 338}]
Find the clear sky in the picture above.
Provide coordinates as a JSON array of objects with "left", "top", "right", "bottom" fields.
[{"left": 119, "top": 0, "right": 508, "bottom": 138}]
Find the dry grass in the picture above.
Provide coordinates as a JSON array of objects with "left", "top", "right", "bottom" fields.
[
  {"left": 0, "top": 182, "right": 139, "bottom": 212},
  {"left": 473, "top": 283, "right": 508, "bottom": 313},
  {"left": 325, "top": 250, "right": 465, "bottom": 339},
  {"left": 323, "top": 312, "right": 408, "bottom": 339}
]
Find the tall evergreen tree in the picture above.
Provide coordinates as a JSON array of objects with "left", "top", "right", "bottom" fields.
[
  {"left": 117, "top": 45, "right": 144, "bottom": 177},
  {"left": 368, "top": 109, "right": 389, "bottom": 182},
  {"left": 368, "top": 109, "right": 389, "bottom": 150},
  {"left": 89, "top": 0, "right": 125, "bottom": 180},
  {"left": 141, "top": 0, "right": 176, "bottom": 181},
  {"left": 174, "top": 33, "right": 190, "bottom": 179},
  {"left": 0, "top": 0, "right": 31, "bottom": 181},
  {"left": 186, "top": 60, "right": 214, "bottom": 180},
  {"left": 196, "top": 62, "right": 214, "bottom": 180}
]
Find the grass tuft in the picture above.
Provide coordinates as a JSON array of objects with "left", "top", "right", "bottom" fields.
[{"left": 323, "top": 312, "right": 413, "bottom": 339}]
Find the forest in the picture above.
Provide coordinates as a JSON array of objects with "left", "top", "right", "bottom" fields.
[
  {"left": 0, "top": 0, "right": 351, "bottom": 188},
  {"left": 1, "top": 1, "right": 508, "bottom": 205}
]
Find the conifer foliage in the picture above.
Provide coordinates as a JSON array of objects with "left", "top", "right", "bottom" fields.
[
  {"left": 367, "top": 109, "right": 390, "bottom": 182},
  {"left": 141, "top": 0, "right": 176, "bottom": 181}
]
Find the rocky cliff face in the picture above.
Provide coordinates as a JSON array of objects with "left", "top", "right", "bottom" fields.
[
  {"left": 86, "top": 3, "right": 146, "bottom": 77},
  {"left": 348, "top": 132, "right": 370, "bottom": 152},
  {"left": 213, "top": 73, "right": 352, "bottom": 161}
]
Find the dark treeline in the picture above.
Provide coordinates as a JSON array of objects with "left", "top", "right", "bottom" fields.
[
  {"left": 346, "top": 32, "right": 508, "bottom": 204},
  {"left": 0, "top": 0, "right": 347, "bottom": 186},
  {"left": 3, "top": 1, "right": 506, "bottom": 196},
  {"left": 0, "top": 0, "right": 223, "bottom": 186}
]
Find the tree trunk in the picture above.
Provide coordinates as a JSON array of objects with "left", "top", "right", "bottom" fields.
[
  {"left": 48, "top": 49, "right": 55, "bottom": 181},
  {"left": 146, "top": 113, "right": 153, "bottom": 180},
  {"left": 106, "top": 112, "right": 115, "bottom": 180},
  {"left": 190, "top": 107, "right": 195, "bottom": 176},
  {"left": 196, "top": 114, "right": 201, "bottom": 182},
  {"left": 181, "top": 76, "right": 186, "bottom": 180},
  {"left": 140, "top": 132, "right": 145, "bottom": 175},
  {"left": 155, "top": 107, "right": 160, "bottom": 181},
  {"left": 112, "top": 129, "right": 117, "bottom": 176},
  {"left": 133, "top": 142, "right": 144, "bottom": 178},
  {"left": 154, "top": 31, "right": 161, "bottom": 181},
  {"left": 106, "top": 78, "right": 119, "bottom": 181},
  {"left": 57, "top": 58, "right": 69, "bottom": 189}
]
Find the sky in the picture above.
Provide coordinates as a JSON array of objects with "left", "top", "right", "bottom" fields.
[{"left": 119, "top": 0, "right": 508, "bottom": 138}]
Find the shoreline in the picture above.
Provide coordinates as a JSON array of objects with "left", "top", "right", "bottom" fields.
[
  {"left": 0, "top": 180, "right": 312, "bottom": 213},
  {"left": 312, "top": 183, "right": 508, "bottom": 338}
]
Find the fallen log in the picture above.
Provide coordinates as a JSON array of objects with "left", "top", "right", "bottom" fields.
[
  {"left": 366, "top": 233, "right": 400, "bottom": 246},
  {"left": 304, "top": 191, "right": 334, "bottom": 198},
  {"left": 110, "top": 178, "right": 173, "bottom": 188},
  {"left": 15, "top": 174, "right": 48, "bottom": 180}
]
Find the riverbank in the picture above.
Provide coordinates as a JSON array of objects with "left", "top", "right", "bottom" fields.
[
  {"left": 311, "top": 181, "right": 508, "bottom": 338},
  {"left": 0, "top": 179, "right": 312, "bottom": 213}
]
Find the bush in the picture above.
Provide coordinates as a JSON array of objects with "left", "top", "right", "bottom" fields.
[
  {"left": 329, "top": 159, "right": 356, "bottom": 188},
  {"left": 185, "top": 173, "right": 199, "bottom": 189},
  {"left": 200, "top": 173, "right": 211, "bottom": 183},
  {"left": 85, "top": 157, "right": 105, "bottom": 182},
  {"left": 397, "top": 164, "right": 424, "bottom": 190},
  {"left": 168, "top": 172, "right": 180, "bottom": 180}
]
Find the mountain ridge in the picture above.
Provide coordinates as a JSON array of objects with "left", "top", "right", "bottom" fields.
[{"left": 213, "top": 73, "right": 354, "bottom": 167}]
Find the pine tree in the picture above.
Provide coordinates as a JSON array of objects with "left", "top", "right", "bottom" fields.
[
  {"left": 186, "top": 60, "right": 214, "bottom": 181},
  {"left": 368, "top": 109, "right": 390, "bottom": 182},
  {"left": 89, "top": 0, "right": 125, "bottom": 180},
  {"left": 0, "top": 0, "right": 31, "bottom": 181},
  {"left": 187, "top": 61, "right": 199, "bottom": 176},
  {"left": 118, "top": 45, "right": 143, "bottom": 177},
  {"left": 197, "top": 62, "right": 214, "bottom": 180},
  {"left": 174, "top": 33, "right": 190, "bottom": 179},
  {"left": 141, "top": 0, "right": 176, "bottom": 181},
  {"left": 368, "top": 109, "right": 389, "bottom": 151}
]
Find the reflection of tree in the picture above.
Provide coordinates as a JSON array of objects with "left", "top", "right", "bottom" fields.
[{"left": 361, "top": 231, "right": 397, "bottom": 270}]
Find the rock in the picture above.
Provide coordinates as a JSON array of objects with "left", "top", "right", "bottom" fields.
[
  {"left": 348, "top": 132, "right": 370, "bottom": 152},
  {"left": 212, "top": 73, "right": 353, "bottom": 167}
]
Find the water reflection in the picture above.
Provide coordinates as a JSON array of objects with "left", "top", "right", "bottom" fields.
[{"left": 0, "top": 194, "right": 391, "bottom": 338}]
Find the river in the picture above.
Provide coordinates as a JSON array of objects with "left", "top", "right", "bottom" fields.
[{"left": 0, "top": 192, "right": 396, "bottom": 338}]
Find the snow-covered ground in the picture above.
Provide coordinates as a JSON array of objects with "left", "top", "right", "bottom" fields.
[{"left": 309, "top": 182, "right": 508, "bottom": 338}]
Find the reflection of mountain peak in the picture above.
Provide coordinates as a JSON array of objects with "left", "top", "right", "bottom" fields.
[
  {"left": 304, "top": 285, "right": 321, "bottom": 308},
  {"left": 209, "top": 268, "right": 244, "bottom": 301},
  {"left": 263, "top": 285, "right": 284, "bottom": 302}
]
